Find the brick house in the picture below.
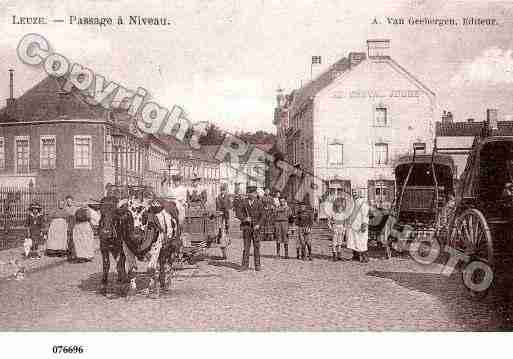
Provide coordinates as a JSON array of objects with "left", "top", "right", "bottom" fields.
[
  {"left": 0, "top": 74, "right": 172, "bottom": 202},
  {"left": 435, "top": 109, "right": 513, "bottom": 180},
  {"left": 274, "top": 39, "right": 436, "bottom": 210},
  {"left": 159, "top": 136, "right": 221, "bottom": 200}
]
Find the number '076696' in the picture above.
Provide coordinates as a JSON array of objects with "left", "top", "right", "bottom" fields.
[{"left": 52, "top": 345, "right": 84, "bottom": 354}]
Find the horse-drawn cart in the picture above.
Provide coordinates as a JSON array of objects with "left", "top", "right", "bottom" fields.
[
  {"left": 436, "top": 129, "right": 513, "bottom": 299},
  {"left": 181, "top": 202, "right": 227, "bottom": 261},
  {"left": 391, "top": 145, "right": 455, "bottom": 248}
]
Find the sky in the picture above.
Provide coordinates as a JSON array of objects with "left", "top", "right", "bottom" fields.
[{"left": 0, "top": 0, "right": 513, "bottom": 132}]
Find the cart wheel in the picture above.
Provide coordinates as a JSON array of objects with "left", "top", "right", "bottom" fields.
[
  {"left": 451, "top": 209, "right": 494, "bottom": 298},
  {"left": 462, "top": 259, "right": 493, "bottom": 300}
]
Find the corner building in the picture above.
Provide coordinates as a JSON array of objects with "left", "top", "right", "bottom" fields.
[{"left": 275, "top": 39, "right": 436, "bottom": 210}]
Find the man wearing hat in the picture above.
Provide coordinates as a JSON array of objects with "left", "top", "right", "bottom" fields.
[
  {"left": 296, "top": 200, "right": 314, "bottom": 260},
  {"left": 236, "top": 188, "right": 264, "bottom": 271},
  {"left": 187, "top": 175, "right": 207, "bottom": 205},
  {"left": 215, "top": 183, "right": 232, "bottom": 260},
  {"left": 216, "top": 183, "right": 231, "bottom": 234}
]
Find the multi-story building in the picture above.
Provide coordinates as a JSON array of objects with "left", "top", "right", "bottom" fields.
[
  {"left": 0, "top": 74, "right": 178, "bottom": 201},
  {"left": 202, "top": 142, "right": 274, "bottom": 194},
  {"left": 159, "top": 137, "right": 221, "bottom": 201},
  {"left": 435, "top": 109, "right": 513, "bottom": 180},
  {"left": 274, "top": 39, "right": 436, "bottom": 209}
]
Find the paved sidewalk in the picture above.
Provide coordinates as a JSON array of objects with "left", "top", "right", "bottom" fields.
[
  {"left": 0, "top": 234, "right": 101, "bottom": 280},
  {"left": 0, "top": 245, "right": 68, "bottom": 280}
]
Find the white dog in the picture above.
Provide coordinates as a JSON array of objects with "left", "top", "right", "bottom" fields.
[{"left": 23, "top": 237, "right": 32, "bottom": 257}]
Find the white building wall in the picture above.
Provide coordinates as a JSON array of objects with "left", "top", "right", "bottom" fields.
[{"left": 312, "top": 59, "right": 435, "bottom": 204}]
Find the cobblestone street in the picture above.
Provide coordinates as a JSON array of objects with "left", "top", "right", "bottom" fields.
[{"left": 0, "top": 220, "right": 508, "bottom": 331}]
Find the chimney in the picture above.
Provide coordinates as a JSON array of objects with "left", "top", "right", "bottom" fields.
[
  {"left": 441, "top": 110, "right": 453, "bottom": 124},
  {"left": 310, "top": 55, "right": 322, "bottom": 80},
  {"left": 367, "top": 39, "right": 390, "bottom": 58},
  {"left": 5, "top": 69, "right": 16, "bottom": 119},
  {"left": 486, "top": 108, "right": 499, "bottom": 131},
  {"left": 276, "top": 87, "right": 284, "bottom": 108},
  {"left": 348, "top": 52, "right": 366, "bottom": 67}
]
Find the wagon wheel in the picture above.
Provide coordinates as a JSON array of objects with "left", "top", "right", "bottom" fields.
[{"left": 450, "top": 209, "right": 494, "bottom": 299}]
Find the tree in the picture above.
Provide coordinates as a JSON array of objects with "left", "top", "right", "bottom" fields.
[
  {"left": 198, "top": 123, "right": 225, "bottom": 145},
  {"left": 196, "top": 122, "right": 276, "bottom": 145}
]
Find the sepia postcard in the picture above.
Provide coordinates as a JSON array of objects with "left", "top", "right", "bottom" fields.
[{"left": 1, "top": 0, "right": 513, "bottom": 357}]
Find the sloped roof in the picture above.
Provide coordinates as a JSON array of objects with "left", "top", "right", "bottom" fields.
[
  {"left": 288, "top": 53, "right": 435, "bottom": 118},
  {"left": 201, "top": 141, "right": 276, "bottom": 164},
  {"left": 0, "top": 76, "right": 107, "bottom": 122},
  {"left": 156, "top": 135, "right": 218, "bottom": 163},
  {"left": 436, "top": 121, "right": 513, "bottom": 137},
  {"left": 290, "top": 57, "right": 351, "bottom": 116}
]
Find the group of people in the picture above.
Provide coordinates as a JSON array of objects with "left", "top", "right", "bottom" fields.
[
  {"left": 22, "top": 181, "right": 373, "bottom": 277},
  {"left": 327, "top": 190, "right": 370, "bottom": 263},
  {"left": 229, "top": 187, "right": 314, "bottom": 271},
  {"left": 25, "top": 195, "right": 97, "bottom": 262}
]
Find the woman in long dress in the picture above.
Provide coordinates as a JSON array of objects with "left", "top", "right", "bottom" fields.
[
  {"left": 72, "top": 206, "right": 95, "bottom": 262},
  {"left": 46, "top": 200, "right": 69, "bottom": 257}
]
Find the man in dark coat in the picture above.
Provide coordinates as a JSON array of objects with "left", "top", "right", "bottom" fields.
[
  {"left": 296, "top": 201, "right": 314, "bottom": 260},
  {"left": 216, "top": 183, "right": 232, "bottom": 235},
  {"left": 236, "top": 189, "right": 264, "bottom": 271}
]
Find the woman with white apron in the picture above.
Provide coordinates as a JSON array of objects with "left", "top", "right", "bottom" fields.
[
  {"left": 46, "top": 200, "right": 69, "bottom": 257},
  {"left": 72, "top": 206, "right": 95, "bottom": 262}
]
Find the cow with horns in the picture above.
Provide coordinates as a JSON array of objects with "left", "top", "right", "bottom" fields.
[{"left": 98, "top": 193, "right": 181, "bottom": 298}]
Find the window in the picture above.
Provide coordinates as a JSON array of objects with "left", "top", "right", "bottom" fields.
[
  {"left": 375, "top": 143, "right": 389, "bottom": 165},
  {"left": 375, "top": 106, "right": 387, "bottom": 127},
  {"left": 413, "top": 142, "right": 426, "bottom": 154},
  {"left": 129, "top": 142, "right": 135, "bottom": 171},
  {"left": 375, "top": 183, "right": 389, "bottom": 203},
  {"left": 104, "top": 133, "right": 112, "bottom": 163},
  {"left": 0, "top": 137, "right": 4, "bottom": 170},
  {"left": 40, "top": 135, "right": 56, "bottom": 169},
  {"left": 328, "top": 142, "right": 343, "bottom": 166},
  {"left": 74, "top": 136, "right": 92, "bottom": 169},
  {"left": 15, "top": 136, "right": 29, "bottom": 173}
]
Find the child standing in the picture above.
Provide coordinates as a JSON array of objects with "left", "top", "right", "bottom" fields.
[{"left": 26, "top": 202, "right": 45, "bottom": 259}]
